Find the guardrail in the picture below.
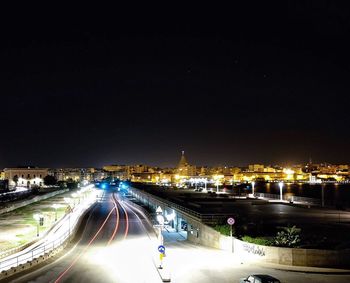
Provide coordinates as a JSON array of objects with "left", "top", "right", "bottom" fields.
[{"left": 129, "top": 188, "right": 202, "bottom": 220}]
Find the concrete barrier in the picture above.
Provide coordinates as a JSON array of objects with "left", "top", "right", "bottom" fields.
[
  {"left": 186, "top": 220, "right": 350, "bottom": 268},
  {"left": 0, "top": 189, "right": 68, "bottom": 215}
]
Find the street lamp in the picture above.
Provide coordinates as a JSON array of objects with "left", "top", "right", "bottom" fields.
[
  {"left": 321, "top": 183, "right": 325, "bottom": 207},
  {"left": 52, "top": 204, "right": 62, "bottom": 221},
  {"left": 278, "top": 182, "right": 284, "bottom": 201},
  {"left": 156, "top": 206, "right": 164, "bottom": 245},
  {"left": 71, "top": 193, "right": 78, "bottom": 207},
  {"left": 215, "top": 180, "right": 219, "bottom": 193},
  {"left": 252, "top": 181, "right": 255, "bottom": 196},
  {"left": 64, "top": 197, "right": 72, "bottom": 237},
  {"left": 33, "top": 213, "right": 43, "bottom": 237}
]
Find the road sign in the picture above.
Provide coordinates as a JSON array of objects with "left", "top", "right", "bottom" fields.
[
  {"left": 227, "top": 217, "right": 235, "bottom": 225},
  {"left": 158, "top": 245, "right": 165, "bottom": 254}
]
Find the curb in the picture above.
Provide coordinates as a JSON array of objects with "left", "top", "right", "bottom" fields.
[{"left": 257, "top": 263, "right": 350, "bottom": 275}]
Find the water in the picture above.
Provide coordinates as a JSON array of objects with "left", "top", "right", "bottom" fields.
[{"left": 235, "top": 182, "right": 350, "bottom": 207}]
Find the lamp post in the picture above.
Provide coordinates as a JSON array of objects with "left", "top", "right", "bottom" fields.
[
  {"left": 71, "top": 193, "right": 78, "bottom": 207},
  {"left": 156, "top": 206, "right": 164, "bottom": 245},
  {"left": 64, "top": 197, "right": 72, "bottom": 237},
  {"left": 278, "top": 182, "right": 284, "bottom": 201},
  {"left": 252, "top": 181, "right": 255, "bottom": 197},
  {"left": 52, "top": 204, "right": 62, "bottom": 221},
  {"left": 322, "top": 183, "right": 325, "bottom": 207},
  {"left": 216, "top": 180, "right": 219, "bottom": 193},
  {"left": 33, "top": 213, "right": 43, "bottom": 237}
]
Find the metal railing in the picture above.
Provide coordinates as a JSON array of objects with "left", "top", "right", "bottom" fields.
[
  {"left": 0, "top": 197, "right": 95, "bottom": 272},
  {"left": 130, "top": 188, "right": 202, "bottom": 220},
  {"left": 0, "top": 230, "right": 70, "bottom": 272},
  {"left": 130, "top": 188, "right": 236, "bottom": 225}
]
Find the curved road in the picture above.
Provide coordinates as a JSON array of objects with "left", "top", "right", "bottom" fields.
[
  {"left": 13, "top": 191, "right": 162, "bottom": 283},
  {"left": 10, "top": 190, "right": 350, "bottom": 283}
]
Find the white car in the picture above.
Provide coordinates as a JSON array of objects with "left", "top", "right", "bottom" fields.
[{"left": 240, "top": 274, "right": 281, "bottom": 283}]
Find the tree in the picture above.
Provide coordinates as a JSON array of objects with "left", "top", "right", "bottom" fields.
[
  {"left": 66, "top": 180, "right": 78, "bottom": 190},
  {"left": 13, "top": 175, "right": 19, "bottom": 187},
  {"left": 274, "top": 225, "right": 301, "bottom": 247},
  {"left": 44, "top": 175, "right": 57, "bottom": 186}
]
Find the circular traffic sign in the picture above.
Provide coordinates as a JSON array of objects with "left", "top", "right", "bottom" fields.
[
  {"left": 227, "top": 217, "right": 235, "bottom": 225},
  {"left": 158, "top": 245, "right": 166, "bottom": 254}
]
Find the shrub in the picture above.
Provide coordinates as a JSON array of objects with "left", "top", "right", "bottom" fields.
[
  {"left": 274, "top": 225, "right": 301, "bottom": 247},
  {"left": 242, "top": 235, "right": 272, "bottom": 246},
  {"left": 213, "top": 224, "right": 235, "bottom": 236}
]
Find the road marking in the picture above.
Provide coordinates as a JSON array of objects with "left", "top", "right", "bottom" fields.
[
  {"left": 54, "top": 199, "right": 115, "bottom": 282},
  {"left": 107, "top": 194, "right": 120, "bottom": 245},
  {"left": 114, "top": 193, "right": 129, "bottom": 240}
]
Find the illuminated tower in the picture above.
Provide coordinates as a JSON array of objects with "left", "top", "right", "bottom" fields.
[
  {"left": 177, "top": 151, "right": 188, "bottom": 169},
  {"left": 176, "top": 151, "right": 196, "bottom": 176}
]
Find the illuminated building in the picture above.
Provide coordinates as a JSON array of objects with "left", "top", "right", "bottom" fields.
[
  {"left": 50, "top": 168, "right": 96, "bottom": 182},
  {"left": 248, "top": 164, "right": 264, "bottom": 172},
  {"left": 176, "top": 151, "right": 196, "bottom": 176},
  {"left": 4, "top": 167, "right": 48, "bottom": 188}
]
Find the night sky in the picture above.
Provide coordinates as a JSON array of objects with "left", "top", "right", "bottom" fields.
[{"left": 1, "top": 2, "right": 350, "bottom": 168}]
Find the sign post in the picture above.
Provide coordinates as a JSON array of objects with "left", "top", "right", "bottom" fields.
[
  {"left": 158, "top": 245, "right": 166, "bottom": 269},
  {"left": 227, "top": 217, "right": 235, "bottom": 253}
]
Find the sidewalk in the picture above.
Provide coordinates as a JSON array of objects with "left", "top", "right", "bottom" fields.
[
  {"left": 162, "top": 227, "right": 186, "bottom": 243},
  {"left": 161, "top": 228, "right": 350, "bottom": 275},
  {"left": 257, "top": 262, "right": 350, "bottom": 274}
]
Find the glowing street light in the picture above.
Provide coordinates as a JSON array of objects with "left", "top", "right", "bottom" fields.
[
  {"left": 33, "top": 212, "right": 43, "bottom": 237},
  {"left": 64, "top": 197, "right": 72, "bottom": 237},
  {"left": 252, "top": 181, "right": 255, "bottom": 196},
  {"left": 52, "top": 203, "right": 62, "bottom": 221},
  {"left": 156, "top": 206, "right": 164, "bottom": 245},
  {"left": 278, "top": 181, "right": 284, "bottom": 201}
]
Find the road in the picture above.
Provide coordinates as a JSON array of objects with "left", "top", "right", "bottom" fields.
[
  {"left": 10, "top": 190, "right": 350, "bottom": 283},
  {"left": 12, "top": 191, "right": 162, "bottom": 283}
]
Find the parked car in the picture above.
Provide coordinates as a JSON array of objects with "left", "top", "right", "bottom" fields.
[{"left": 240, "top": 274, "right": 281, "bottom": 283}]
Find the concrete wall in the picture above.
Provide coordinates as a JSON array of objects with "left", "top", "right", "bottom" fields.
[
  {"left": 0, "top": 189, "right": 68, "bottom": 215},
  {"left": 186, "top": 220, "right": 350, "bottom": 268}
]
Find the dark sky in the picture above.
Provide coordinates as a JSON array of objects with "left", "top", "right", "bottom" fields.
[{"left": 1, "top": 2, "right": 350, "bottom": 168}]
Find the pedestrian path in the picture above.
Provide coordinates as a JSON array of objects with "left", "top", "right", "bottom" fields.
[{"left": 162, "top": 227, "right": 186, "bottom": 243}]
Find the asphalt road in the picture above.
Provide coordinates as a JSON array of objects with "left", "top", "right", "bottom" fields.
[
  {"left": 10, "top": 190, "right": 350, "bottom": 283},
  {"left": 12, "top": 191, "right": 162, "bottom": 283}
]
